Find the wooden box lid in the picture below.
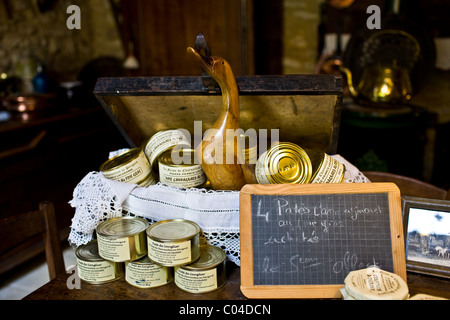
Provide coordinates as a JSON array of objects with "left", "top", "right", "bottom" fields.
[{"left": 94, "top": 74, "right": 342, "bottom": 154}]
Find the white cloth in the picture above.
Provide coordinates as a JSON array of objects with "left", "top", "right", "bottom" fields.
[
  {"left": 68, "top": 172, "right": 137, "bottom": 247},
  {"left": 68, "top": 155, "right": 369, "bottom": 266},
  {"left": 331, "top": 154, "right": 371, "bottom": 184}
]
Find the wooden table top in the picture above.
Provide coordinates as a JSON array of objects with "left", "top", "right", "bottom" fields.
[{"left": 23, "top": 262, "right": 450, "bottom": 300}]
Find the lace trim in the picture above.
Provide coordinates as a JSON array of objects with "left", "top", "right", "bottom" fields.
[{"left": 68, "top": 171, "right": 124, "bottom": 247}]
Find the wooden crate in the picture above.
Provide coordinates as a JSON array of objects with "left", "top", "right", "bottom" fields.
[{"left": 94, "top": 74, "right": 343, "bottom": 154}]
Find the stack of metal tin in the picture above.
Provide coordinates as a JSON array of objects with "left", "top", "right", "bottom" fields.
[
  {"left": 75, "top": 216, "right": 227, "bottom": 293},
  {"left": 100, "top": 129, "right": 208, "bottom": 189},
  {"left": 99, "top": 129, "right": 345, "bottom": 189}
]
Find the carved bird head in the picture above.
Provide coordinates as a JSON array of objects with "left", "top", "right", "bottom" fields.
[{"left": 187, "top": 47, "right": 234, "bottom": 87}]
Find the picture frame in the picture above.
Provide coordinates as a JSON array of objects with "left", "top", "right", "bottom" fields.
[{"left": 402, "top": 196, "right": 450, "bottom": 279}]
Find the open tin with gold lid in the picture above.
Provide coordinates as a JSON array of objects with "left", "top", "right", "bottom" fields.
[
  {"left": 146, "top": 219, "right": 201, "bottom": 267},
  {"left": 75, "top": 240, "right": 124, "bottom": 284},
  {"left": 255, "top": 142, "right": 312, "bottom": 184},
  {"left": 96, "top": 216, "right": 149, "bottom": 262},
  {"left": 175, "top": 244, "right": 227, "bottom": 294}
]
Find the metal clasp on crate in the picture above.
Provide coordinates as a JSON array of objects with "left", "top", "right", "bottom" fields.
[{"left": 194, "top": 33, "right": 220, "bottom": 91}]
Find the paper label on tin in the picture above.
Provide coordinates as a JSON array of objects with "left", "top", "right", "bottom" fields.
[
  {"left": 175, "top": 267, "right": 217, "bottom": 293},
  {"left": 158, "top": 163, "right": 206, "bottom": 188},
  {"left": 125, "top": 262, "right": 169, "bottom": 288},
  {"left": 148, "top": 238, "right": 191, "bottom": 266},
  {"left": 145, "top": 130, "right": 191, "bottom": 166},
  {"left": 102, "top": 150, "right": 151, "bottom": 184},
  {"left": 97, "top": 234, "right": 131, "bottom": 262},
  {"left": 77, "top": 259, "right": 116, "bottom": 283},
  {"left": 255, "top": 151, "right": 271, "bottom": 184},
  {"left": 311, "top": 153, "right": 345, "bottom": 184}
]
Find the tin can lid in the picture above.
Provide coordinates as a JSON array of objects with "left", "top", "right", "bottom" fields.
[
  {"left": 181, "top": 245, "right": 226, "bottom": 270},
  {"left": 146, "top": 219, "right": 200, "bottom": 242},
  {"left": 158, "top": 149, "right": 197, "bottom": 166},
  {"left": 264, "top": 142, "right": 312, "bottom": 184},
  {"left": 75, "top": 240, "right": 103, "bottom": 261},
  {"left": 99, "top": 147, "right": 141, "bottom": 172},
  {"left": 96, "top": 216, "right": 149, "bottom": 238}
]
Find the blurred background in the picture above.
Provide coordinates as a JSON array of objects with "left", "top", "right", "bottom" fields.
[{"left": 0, "top": 0, "right": 449, "bottom": 234}]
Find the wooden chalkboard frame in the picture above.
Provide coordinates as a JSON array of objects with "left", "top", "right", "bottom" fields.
[{"left": 239, "top": 183, "right": 406, "bottom": 299}]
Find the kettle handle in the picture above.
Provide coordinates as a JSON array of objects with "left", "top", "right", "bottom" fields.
[{"left": 338, "top": 66, "right": 358, "bottom": 98}]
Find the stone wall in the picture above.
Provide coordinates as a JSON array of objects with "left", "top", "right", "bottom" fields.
[
  {"left": 0, "top": 0, "right": 124, "bottom": 83},
  {"left": 283, "top": 0, "right": 320, "bottom": 74}
]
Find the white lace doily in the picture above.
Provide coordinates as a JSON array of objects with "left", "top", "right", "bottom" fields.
[{"left": 68, "top": 154, "right": 369, "bottom": 266}]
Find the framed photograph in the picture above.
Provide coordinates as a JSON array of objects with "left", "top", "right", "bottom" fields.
[{"left": 402, "top": 196, "right": 450, "bottom": 278}]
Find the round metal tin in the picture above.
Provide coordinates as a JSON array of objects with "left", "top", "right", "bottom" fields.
[
  {"left": 99, "top": 147, "right": 155, "bottom": 187},
  {"left": 158, "top": 149, "right": 207, "bottom": 188},
  {"left": 144, "top": 129, "right": 191, "bottom": 167},
  {"left": 125, "top": 255, "right": 173, "bottom": 289},
  {"left": 96, "top": 216, "right": 149, "bottom": 262},
  {"left": 174, "top": 245, "right": 227, "bottom": 294},
  {"left": 75, "top": 240, "right": 124, "bottom": 284},
  {"left": 343, "top": 267, "right": 409, "bottom": 300},
  {"left": 310, "top": 152, "right": 345, "bottom": 184},
  {"left": 255, "top": 142, "right": 312, "bottom": 184},
  {"left": 146, "top": 219, "right": 201, "bottom": 267}
]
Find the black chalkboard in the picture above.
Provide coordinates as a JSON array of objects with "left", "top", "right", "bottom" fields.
[
  {"left": 240, "top": 184, "right": 406, "bottom": 299},
  {"left": 252, "top": 193, "right": 393, "bottom": 285}
]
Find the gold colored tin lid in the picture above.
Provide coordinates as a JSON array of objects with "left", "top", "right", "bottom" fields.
[
  {"left": 181, "top": 245, "right": 226, "bottom": 270},
  {"left": 76, "top": 240, "right": 103, "bottom": 262},
  {"left": 99, "top": 147, "right": 141, "bottom": 172},
  {"left": 264, "top": 142, "right": 312, "bottom": 184},
  {"left": 96, "top": 216, "right": 149, "bottom": 238},
  {"left": 158, "top": 148, "right": 197, "bottom": 166},
  {"left": 311, "top": 152, "right": 325, "bottom": 171},
  {"left": 146, "top": 219, "right": 200, "bottom": 242}
]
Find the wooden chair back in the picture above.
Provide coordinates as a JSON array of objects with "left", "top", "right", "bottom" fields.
[
  {"left": 363, "top": 171, "right": 450, "bottom": 200},
  {"left": 0, "top": 201, "right": 65, "bottom": 280}
]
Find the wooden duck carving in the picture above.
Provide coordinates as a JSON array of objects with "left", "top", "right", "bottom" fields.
[{"left": 187, "top": 47, "right": 252, "bottom": 190}]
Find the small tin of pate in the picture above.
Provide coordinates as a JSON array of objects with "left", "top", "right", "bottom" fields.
[
  {"left": 255, "top": 142, "right": 312, "bottom": 184},
  {"left": 125, "top": 255, "right": 173, "bottom": 289},
  {"left": 342, "top": 267, "right": 409, "bottom": 300},
  {"left": 75, "top": 240, "right": 124, "bottom": 284},
  {"left": 158, "top": 149, "right": 207, "bottom": 188},
  {"left": 146, "top": 219, "right": 201, "bottom": 267},
  {"left": 144, "top": 129, "right": 191, "bottom": 167},
  {"left": 310, "top": 152, "right": 345, "bottom": 184},
  {"left": 174, "top": 245, "right": 227, "bottom": 294},
  {"left": 99, "top": 147, "right": 156, "bottom": 187},
  {"left": 96, "top": 216, "right": 149, "bottom": 262}
]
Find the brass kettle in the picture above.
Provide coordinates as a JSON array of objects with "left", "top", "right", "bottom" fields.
[{"left": 340, "top": 61, "right": 413, "bottom": 104}]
